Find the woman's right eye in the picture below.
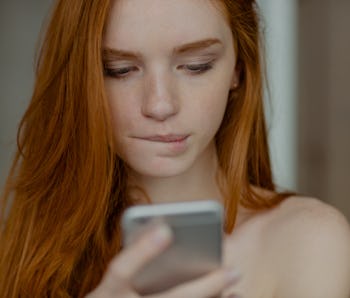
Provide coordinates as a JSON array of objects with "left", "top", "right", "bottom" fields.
[{"left": 104, "top": 66, "right": 137, "bottom": 79}]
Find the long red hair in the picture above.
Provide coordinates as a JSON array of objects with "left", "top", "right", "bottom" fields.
[{"left": 0, "top": 0, "right": 289, "bottom": 296}]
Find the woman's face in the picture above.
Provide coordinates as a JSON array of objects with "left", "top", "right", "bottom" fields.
[{"left": 103, "top": 0, "right": 238, "bottom": 178}]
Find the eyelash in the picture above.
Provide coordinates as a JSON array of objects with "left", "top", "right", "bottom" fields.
[{"left": 103, "top": 62, "right": 214, "bottom": 79}]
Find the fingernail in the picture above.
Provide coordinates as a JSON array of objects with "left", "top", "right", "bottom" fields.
[
  {"left": 225, "top": 268, "right": 241, "bottom": 284},
  {"left": 152, "top": 225, "right": 172, "bottom": 246}
]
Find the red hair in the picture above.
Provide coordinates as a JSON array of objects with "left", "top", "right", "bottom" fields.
[{"left": 0, "top": 0, "right": 290, "bottom": 296}]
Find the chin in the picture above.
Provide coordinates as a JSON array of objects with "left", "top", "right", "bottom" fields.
[{"left": 127, "top": 156, "right": 193, "bottom": 179}]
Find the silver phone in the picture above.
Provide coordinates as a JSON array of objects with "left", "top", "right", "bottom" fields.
[{"left": 121, "top": 200, "right": 223, "bottom": 295}]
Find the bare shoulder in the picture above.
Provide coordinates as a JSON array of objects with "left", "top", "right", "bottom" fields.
[
  {"left": 269, "top": 195, "right": 350, "bottom": 232},
  {"left": 264, "top": 196, "right": 350, "bottom": 298}
]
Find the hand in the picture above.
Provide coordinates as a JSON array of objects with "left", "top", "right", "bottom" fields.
[{"left": 86, "top": 224, "right": 241, "bottom": 298}]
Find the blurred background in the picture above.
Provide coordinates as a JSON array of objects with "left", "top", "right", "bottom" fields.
[{"left": 0, "top": 0, "right": 349, "bottom": 221}]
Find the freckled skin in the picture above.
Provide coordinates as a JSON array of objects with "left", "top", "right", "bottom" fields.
[{"left": 103, "top": 0, "right": 238, "bottom": 179}]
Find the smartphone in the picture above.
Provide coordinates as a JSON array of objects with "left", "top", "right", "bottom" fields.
[{"left": 121, "top": 200, "right": 223, "bottom": 295}]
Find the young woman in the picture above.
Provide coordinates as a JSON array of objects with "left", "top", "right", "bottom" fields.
[{"left": 1, "top": 0, "right": 349, "bottom": 297}]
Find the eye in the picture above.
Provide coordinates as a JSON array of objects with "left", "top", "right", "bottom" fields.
[
  {"left": 103, "top": 66, "right": 138, "bottom": 79},
  {"left": 181, "top": 62, "right": 214, "bottom": 74}
]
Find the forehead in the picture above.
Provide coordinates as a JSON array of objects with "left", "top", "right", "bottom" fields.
[{"left": 104, "top": 0, "right": 231, "bottom": 50}]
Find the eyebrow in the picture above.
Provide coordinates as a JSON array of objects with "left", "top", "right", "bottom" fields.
[
  {"left": 102, "top": 38, "right": 223, "bottom": 60},
  {"left": 173, "top": 38, "right": 223, "bottom": 54}
]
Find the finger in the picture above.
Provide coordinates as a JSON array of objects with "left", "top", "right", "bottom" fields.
[
  {"left": 156, "top": 268, "right": 241, "bottom": 298},
  {"left": 104, "top": 224, "right": 173, "bottom": 286}
]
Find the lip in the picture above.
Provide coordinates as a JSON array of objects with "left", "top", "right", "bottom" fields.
[{"left": 138, "top": 134, "right": 189, "bottom": 143}]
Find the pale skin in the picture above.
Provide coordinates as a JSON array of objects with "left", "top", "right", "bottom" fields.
[{"left": 87, "top": 0, "right": 350, "bottom": 297}]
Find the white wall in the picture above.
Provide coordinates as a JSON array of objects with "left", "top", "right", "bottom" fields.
[{"left": 258, "top": 0, "right": 298, "bottom": 191}]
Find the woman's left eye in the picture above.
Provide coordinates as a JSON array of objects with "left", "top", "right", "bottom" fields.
[{"left": 181, "top": 62, "right": 214, "bottom": 74}]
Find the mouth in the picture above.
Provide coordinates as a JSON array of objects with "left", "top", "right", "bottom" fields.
[
  {"left": 137, "top": 134, "right": 189, "bottom": 143},
  {"left": 131, "top": 134, "right": 190, "bottom": 155}
]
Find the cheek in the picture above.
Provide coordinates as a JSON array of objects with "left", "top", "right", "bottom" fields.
[
  {"left": 187, "top": 76, "right": 230, "bottom": 133},
  {"left": 199, "top": 92, "right": 228, "bottom": 135},
  {"left": 106, "top": 88, "right": 140, "bottom": 157},
  {"left": 105, "top": 84, "right": 139, "bottom": 133}
]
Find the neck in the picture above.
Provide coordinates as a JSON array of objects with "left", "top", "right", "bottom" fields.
[{"left": 127, "top": 142, "right": 223, "bottom": 204}]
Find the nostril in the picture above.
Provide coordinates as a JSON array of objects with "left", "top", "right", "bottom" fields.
[
  {"left": 141, "top": 96, "right": 178, "bottom": 121},
  {"left": 141, "top": 73, "right": 179, "bottom": 120}
]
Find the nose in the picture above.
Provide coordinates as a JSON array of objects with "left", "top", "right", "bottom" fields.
[{"left": 141, "top": 71, "right": 179, "bottom": 121}]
